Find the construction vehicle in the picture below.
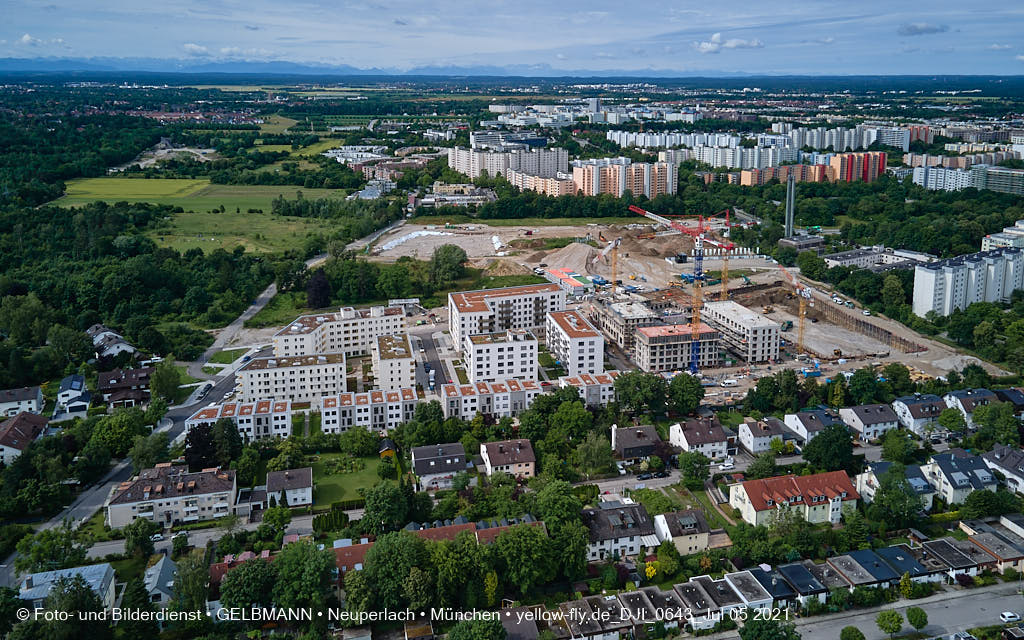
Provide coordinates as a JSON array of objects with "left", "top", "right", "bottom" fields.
[
  {"left": 741, "top": 275, "right": 752, "bottom": 285},
  {"left": 524, "top": 229, "right": 534, "bottom": 236},
  {"left": 781, "top": 320, "right": 794, "bottom": 331},
  {"left": 762, "top": 306, "right": 774, "bottom": 314},
  {"left": 629, "top": 274, "right": 636, "bottom": 280},
  {"left": 833, "top": 349, "right": 843, "bottom": 357},
  {"left": 591, "top": 237, "right": 621, "bottom": 287}
]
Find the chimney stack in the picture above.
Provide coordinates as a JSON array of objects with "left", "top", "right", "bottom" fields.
[{"left": 784, "top": 174, "right": 796, "bottom": 237}]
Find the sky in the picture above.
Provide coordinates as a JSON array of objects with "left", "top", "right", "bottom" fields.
[{"left": 2, "top": 0, "right": 1024, "bottom": 74}]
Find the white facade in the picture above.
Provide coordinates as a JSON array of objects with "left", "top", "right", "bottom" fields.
[
  {"left": 913, "top": 166, "right": 975, "bottom": 191},
  {"left": 447, "top": 146, "right": 568, "bottom": 179},
  {"left": 439, "top": 379, "right": 540, "bottom": 419},
  {"left": 272, "top": 306, "right": 406, "bottom": 357},
  {"left": 106, "top": 464, "right": 237, "bottom": 529},
  {"left": 448, "top": 284, "right": 565, "bottom": 350},
  {"left": 702, "top": 301, "right": 780, "bottom": 363},
  {"left": 235, "top": 354, "right": 346, "bottom": 403},
  {"left": 371, "top": 333, "right": 416, "bottom": 391},
  {"left": 184, "top": 399, "right": 293, "bottom": 442},
  {"left": 891, "top": 394, "right": 947, "bottom": 436},
  {"left": 266, "top": 468, "right": 313, "bottom": 507},
  {"left": 465, "top": 329, "right": 537, "bottom": 383},
  {"left": 0, "top": 387, "right": 42, "bottom": 417},
  {"left": 558, "top": 371, "right": 620, "bottom": 407},
  {"left": 669, "top": 420, "right": 729, "bottom": 460},
  {"left": 545, "top": 311, "right": 604, "bottom": 377},
  {"left": 912, "top": 248, "right": 1024, "bottom": 317},
  {"left": 318, "top": 389, "right": 418, "bottom": 433},
  {"left": 738, "top": 418, "right": 786, "bottom": 454},
  {"left": 838, "top": 405, "right": 899, "bottom": 441}
]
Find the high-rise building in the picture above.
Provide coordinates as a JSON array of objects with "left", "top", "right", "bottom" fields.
[
  {"left": 702, "top": 301, "right": 781, "bottom": 363},
  {"left": 506, "top": 169, "right": 577, "bottom": 196},
  {"left": 545, "top": 311, "right": 604, "bottom": 377},
  {"left": 827, "top": 152, "right": 887, "bottom": 183},
  {"left": 447, "top": 146, "right": 568, "bottom": 179},
  {"left": 971, "top": 165, "right": 1024, "bottom": 196},
  {"left": 464, "top": 329, "right": 538, "bottom": 383},
  {"left": 273, "top": 306, "right": 406, "bottom": 358},
  {"left": 571, "top": 157, "right": 677, "bottom": 197},
  {"left": 634, "top": 324, "right": 721, "bottom": 372},
  {"left": 912, "top": 247, "right": 1024, "bottom": 317},
  {"left": 448, "top": 284, "right": 566, "bottom": 349},
  {"left": 912, "top": 166, "right": 974, "bottom": 191}
]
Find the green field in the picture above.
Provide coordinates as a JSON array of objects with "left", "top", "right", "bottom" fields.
[
  {"left": 260, "top": 115, "right": 298, "bottom": 134},
  {"left": 312, "top": 454, "right": 389, "bottom": 508},
  {"left": 208, "top": 348, "right": 248, "bottom": 364}
]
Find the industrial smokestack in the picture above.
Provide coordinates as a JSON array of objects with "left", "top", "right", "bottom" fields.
[{"left": 784, "top": 174, "right": 796, "bottom": 237}]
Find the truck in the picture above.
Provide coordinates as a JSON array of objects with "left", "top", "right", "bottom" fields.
[
  {"left": 780, "top": 320, "right": 794, "bottom": 331},
  {"left": 801, "top": 369, "right": 822, "bottom": 378},
  {"left": 591, "top": 275, "right": 608, "bottom": 285}
]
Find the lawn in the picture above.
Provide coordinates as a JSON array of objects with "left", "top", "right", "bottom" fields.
[
  {"left": 311, "top": 453, "right": 389, "bottom": 508},
  {"left": 260, "top": 115, "right": 298, "bottom": 134},
  {"left": 149, "top": 207, "right": 337, "bottom": 254},
  {"left": 208, "top": 348, "right": 248, "bottom": 365},
  {"left": 691, "top": 489, "right": 731, "bottom": 529},
  {"left": 201, "top": 366, "right": 222, "bottom": 375},
  {"left": 110, "top": 555, "right": 151, "bottom": 583},
  {"left": 175, "top": 365, "right": 201, "bottom": 385}
]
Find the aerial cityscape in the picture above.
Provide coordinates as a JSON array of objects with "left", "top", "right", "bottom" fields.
[{"left": 2, "top": 3, "right": 1024, "bottom": 640}]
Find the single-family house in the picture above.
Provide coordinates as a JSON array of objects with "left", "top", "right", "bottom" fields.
[
  {"left": 776, "top": 562, "right": 828, "bottom": 606},
  {"left": 653, "top": 509, "right": 710, "bottom": 555},
  {"left": 982, "top": 444, "right": 1024, "bottom": 494},
  {"left": 86, "top": 324, "right": 137, "bottom": 358},
  {"left": 480, "top": 439, "right": 536, "bottom": 478},
  {"left": 98, "top": 367, "right": 154, "bottom": 409},
  {"left": 783, "top": 409, "right": 844, "bottom": 445},
  {"left": 855, "top": 461, "right": 935, "bottom": 511},
  {"left": 876, "top": 544, "right": 944, "bottom": 583},
  {"left": 839, "top": 404, "right": 899, "bottom": 440},
  {"left": 923, "top": 450, "right": 997, "bottom": 505},
  {"left": 944, "top": 389, "right": 999, "bottom": 429},
  {"left": 144, "top": 555, "right": 177, "bottom": 607},
  {"left": 891, "top": 394, "right": 947, "bottom": 436},
  {"left": 580, "top": 503, "right": 658, "bottom": 562},
  {"left": 723, "top": 570, "right": 773, "bottom": 613},
  {"left": 20, "top": 564, "right": 116, "bottom": 611},
  {"left": 0, "top": 386, "right": 42, "bottom": 417},
  {"left": 729, "top": 471, "right": 858, "bottom": 526},
  {"left": 411, "top": 443, "right": 472, "bottom": 492},
  {"left": 0, "top": 412, "right": 48, "bottom": 465},
  {"left": 669, "top": 417, "right": 730, "bottom": 460},
  {"left": 749, "top": 566, "right": 798, "bottom": 608},
  {"left": 611, "top": 424, "right": 661, "bottom": 463},
  {"left": 995, "top": 389, "right": 1024, "bottom": 419},
  {"left": 266, "top": 467, "right": 313, "bottom": 507},
  {"left": 737, "top": 417, "right": 788, "bottom": 454}
]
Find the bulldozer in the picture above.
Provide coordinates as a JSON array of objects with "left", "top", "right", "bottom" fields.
[
  {"left": 833, "top": 349, "right": 843, "bottom": 357},
  {"left": 762, "top": 306, "right": 774, "bottom": 314}
]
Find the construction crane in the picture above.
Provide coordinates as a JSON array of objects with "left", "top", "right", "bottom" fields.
[
  {"left": 628, "top": 205, "right": 709, "bottom": 374},
  {"left": 704, "top": 208, "right": 735, "bottom": 301},
  {"left": 778, "top": 264, "right": 814, "bottom": 356},
  {"left": 592, "top": 237, "right": 621, "bottom": 287}
]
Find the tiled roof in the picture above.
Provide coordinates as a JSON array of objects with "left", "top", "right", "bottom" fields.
[
  {"left": 109, "top": 464, "right": 234, "bottom": 505},
  {"left": 674, "top": 417, "right": 728, "bottom": 445},
  {"left": 0, "top": 412, "right": 47, "bottom": 451},
  {"left": 0, "top": 386, "right": 41, "bottom": 403},
  {"left": 581, "top": 504, "right": 655, "bottom": 543},
  {"left": 266, "top": 467, "right": 313, "bottom": 492},
  {"left": 483, "top": 439, "right": 536, "bottom": 466},
  {"left": 738, "top": 471, "right": 858, "bottom": 512},
  {"left": 847, "top": 404, "right": 898, "bottom": 425}
]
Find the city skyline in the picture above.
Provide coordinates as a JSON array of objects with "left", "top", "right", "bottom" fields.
[{"left": 2, "top": 0, "right": 1024, "bottom": 75}]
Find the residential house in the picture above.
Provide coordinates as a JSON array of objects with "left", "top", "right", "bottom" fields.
[
  {"left": 0, "top": 412, "right": 48, "bottom": 465},
  {"left": 653, "top": 509, "right": 710, "bottom": 555},
  {"left": 266, "top": 467, "right": 313, "bottom": 507},
  {"left": 737, "top": 417, "right": 788, "bottom": 454},
  {"left": 144, "top": 555, "right": 177, "bottom": 607},
  {"left": 920, "top": 537, "right": 995, "bottom": 578},
  {"left": 995, "top": 389, "right": 1024, "bottom": 419},
  {"left": 923, "top": 450, "right": 997, "bottom": 505},
  {"left": 106, "top": 463, "right": 237, "bottom": 528},
  {"left": 86, "top": 324, "right": 137, "bottom": 359},
  {"left": 98, "top": 367, "right": 154, "bottom": 408},
  {"left": 673, "top": 580, "right": 716, "bottom": 630},
  {"left": 55, "top": 374, "right": 91, "bottom": 415},
  {"left": 558, "top": 371, "right": 620, "bottom": 407},
  {"left": 855, "top": 461, "right": 936, "bottom": 510},
  {"left": 876, "top": 545, "right": 945, "bottom": 583},
  {"left": 827, "top": 551, "right": 892, "bottom": 589},
  {"left": 723, "top": 571, "right": 773, "bottom": 613},
  {"left": 691, "top": 575, "right": 746, "bottom": 617},
  {"left": 611, "top": 424, "right": 661, "bottom": 463},
  {"left": 0, "top": 386, "right": 42, "bottom": 416},
  {"left": 961, "top": 518, "right": 1024, "bottom": 573},
  {"left": 480, "top": 439, "right": 536, "bottom": 478},
  {"left": 944, "top": 389, "right": 999, "bottom": 429},
  {"left": 411, "top": 443, "right": 472, "bottom": 491},
  {"left": 892, "top": 394, "right": 947, "bottom": 436},
  {"left": 982, "top": 444, "right": 1024, "bottom": 494},
  {"left": 639, "top": 587, "right": 687, "bottom": 629},
  {"left": 580, "top": 503, "right": 659, "bottom": 561},
  {"left": 803, "top": 560, "right": 853, "bottom": 593},
  {"left": 20, "top": 564, "right": 116, "bottom": 611},
  {"left": 783, "top": 409, "right": 844, "bottom": 444},
  {"left": 669, "top": 417, "right": 730, "bottom": 460},
  {"left": 776, "top": 562, "right": 828, "bottom": 606},
  {"left": 839, "top": 404, "right": 899, "bottom": 440},
  {"left": 749, "top": 566, "right": 798, "bottom": 608},
  {"left": 334, "top": 539, "right": 374, "bottom": 575},
  {"left": 729, "top": 471, "right": 859, "bottom": 526},
  {"left": 185, "top": 399, "right": 292, "bottom": 442}
]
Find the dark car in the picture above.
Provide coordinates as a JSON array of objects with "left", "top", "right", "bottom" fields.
[
  {"left": 653, "top": 471, "right": 669, "bottom": 478},
  {"left": 242, "top": 355, "right": 252, "bottom": 362},
  {"left": 637, "top": 473, "right": 653, "bottom": 481}
]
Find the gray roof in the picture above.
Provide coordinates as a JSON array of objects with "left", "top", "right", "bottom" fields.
[
  {"left": 876, "top": 545, "right": 929, "bottom": 577},
  {"left": 945, "top": 388, "right": 998, "bottom": 412},
  {"left": 412, "top": 443, "right": 468, "bottom": 477},
  {"left": 266, "top": 467, "right": 313, "bottom": 493},
  {"left": 676, "top": 417, "right": 729, "bottom": 445},
  {"left": 0, "top": 386, "right": 41, "bottom": 404},
  {"left": 827, "top": 555, "right": 877, "bottom": 585},
  {"left": 110, "top": 465, "right": 235, "bottom": 505},
  {"left": 777, "top": 562, "right": 827, "bottom": 595},
  {"left": 750, "top": 567, "right": 797, "bottom": 600},
  {"left": 847, "top": 404, "right": 898, "bottom": 425},
  {"left": 866, "top": 462, "right": 936, "bottom": 496},
  {"left": 894, "top": 394, "right": 946, "bottom": 419},
  {"left": 692, "top": 575, "right": 743, "bottom": 608},
  {"left": 789, "top": 410, "right": 842, "bottom": 433},
  {"left": 58, "top": 375, "right": 85, "bottom": 395},
  {"left": 581, "top": 504, "right": 655, "bottom": 542},
  {"left": 501, "top": 607, "right": 539, "bottom": 640},
  {"left": 848, "top": 549, "right": 898, "bottom": 582},
  {"left": 982, "top": 444, "right": 1024, "bottom": 477},
  {"left": 20, "top": 563, "right": 114, "bottom": 603},
  {"left": 660, "top": 510, "right": 710, "bottom": 537},
  {"left": 929, "top": 452, "right": 996, "bottom": 491},
  {"left": 920, "top": 538, "right": 978, "bottom": 570},
  {"left": 144, "top": 555, "right": 177, "bottom": 599},
  {"left": 614, "top": 425, "right": 661, "bottom": 455}
]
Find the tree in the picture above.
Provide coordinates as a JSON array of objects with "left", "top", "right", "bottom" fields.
[
  {"left": 668, "top": 373, "right": 704, "bottom": 415},
  {"left": 184, "top": 421, "right": 216, "bottom": 471},
  {"left": 973, "top": 402, "right": 1021, "bottom": 447},
  {"left": 344, "top": 570, "right": 372, "bottom": 614},
  {"left": 876, "top": 610, "right": 903, "bottom": 639},
  {"left": 899, "top": 571, "right": 913, "bottom": 599},
  {"left": 961, "top": 488, "right": 1022, "bottom": 519},
  {"left": 613, "top": 371, "right": 667, "bottom": 415},
  {"left": 495, "top": 523, "right": 554, "bottom": 595},
  {"left": 738, "top": 618, "right": 801, "bottom": 640},
  {"left": 881, "top": 275, "right": 905, "bottom": 310},
  {"left": 362, "top": 482, "right": 408, "bottom": 533},
  {"left": 14, "top": 522, "right": 87, "bottom": 573},
  {"left": 429, "top": 244, "right": 468, "bottom": 287},
  {"left": 338, "top": 426, "right": 379, "bottom": 456},
  {"left": 46, "top": 324, "right": 92, "bottom": 368},
  {"left": 263, "top": 505, "right": 292, "bottom": 533},
  {"left": 840, "top": 627, "right": 865, "bottom": 640},
  {"left": 363, "top": 531, "right": 430, "bottom": 610},
  {"left": 906, "top": 606, "right": 928, "bottom": 632},
  {"left": 266, "top": 437, "right": 307, "bottom": 472},
  {"left": 212, "top": 417, "right": 243, "bottom": 466},
  {"left": 124, "top": 517, "right": 160, "bottom": 558},
  {"left": 90, "top": 408, "right": 149, "bottom": 458},
  {"left": 575, "top": 432, "right": 614, "bottom": 476},
  {"left": 150, "top": 356, "right": 181, "bottom": 403},
  {"left": 119, "top": 576, "right": 159, "bottom": 637},
  {"left": 234, "top": 446, "right": 261, "bottom": 486},
  {"left": 128, "top": 431, "right": 169, "bottom": 474},
  {"left": 938, "top": 407, "right": 966, "bottom": 434},
  {"left": 403, "top": 566, "right": 435, "bottom": 612},
  {"left": 657, "top": 540, "right": 680, "bottom": 577},
  {"left": 221, "top": 558, "right": 278, "bottom": 610},
  {"left": 448, "top": 618, "right": 506, "bottom": 640},
  {"left": 37, "top": 575, "right": 113, "bottom": 640},
  {"left": 746, "top": 452, "right": 777, "bottom": 480},
  {"left": 306, "top": 268, "right": 332, "bottom": 309},
  {"left": 869, "top": 464, "right": 923, "bottom": 529},
  {"left": 849, "top": 367, "right": 879, "bottom": 405},
  {"left": 800, "top": 422, "right": 854, "bottom": 472},
  {"left": 881, "top": 428, "right": 917, "bottom": 464},
  {"left": 0, "top": 587, "right": 22, "bottom": 637},
  {"left": 378, "top": 456, "right": 396, "bottom": 480},
  {"left": 272, "top": 540, "right": 335, "bottom": 611},
  {"left": 678, "top": 451, "right": 710, "bottom": 489},
  {"left": 171, "top": 551, "right": 211, "bottom": 614}
]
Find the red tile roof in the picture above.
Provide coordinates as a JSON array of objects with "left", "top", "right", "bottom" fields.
[{"left": 738, "top": 471, "right": 859, "bottom": 512}]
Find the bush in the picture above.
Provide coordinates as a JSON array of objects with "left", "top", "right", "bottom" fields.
[
  {"left": 1003, "top": 567, "right": 1020, "bottom": 581},
  {"left": 955, "top": 573, "right": 975, "bottom": 587}
]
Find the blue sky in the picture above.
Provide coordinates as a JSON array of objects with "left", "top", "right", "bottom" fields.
[{"left": 2, "top": 0, "right": 1023, "bottom": 74}]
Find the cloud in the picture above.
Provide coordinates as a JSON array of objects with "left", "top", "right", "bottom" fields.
[
  {"left": 17, "top": 33, "right": 66, "bottom": 48},
  {"left": 897, "top": 23, "right": 949, "bottom": 36},
  {"left": 594, "top": 51, "right": 616, "bottom": 59},
  {"left": 243, "top": 25, "right": 261, "bottom": 31},
  {"left": 393, "top": 19, "right": 407, "bottom": 26},
  {"left": 19, "top": 33, "right": 42, "bottom": 46},
  {"left": 219, "top": 47, "right": 272, "bottom": 58},
  {"left": 182, "top": 43, "right": 209, "bottom": 56},
  {"left": 989, "top": 44, "right": 1011, "bottom": 50},
  {"left": 1017, "top": 55, "right": 1024, "bottom": 62},
  {"left": 693, "top": 32, "right": 764, "bottom": 54},
  {"left": 555, "top": 53, "right": 567, "bottom": 60}
]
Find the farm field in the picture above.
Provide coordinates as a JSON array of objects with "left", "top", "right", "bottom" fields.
[
  {"left": 148, "top": 208, "right": 336, "bottom": 253},
  {"left": 259, "top": 115, "right": 298, "bottom": 134}
]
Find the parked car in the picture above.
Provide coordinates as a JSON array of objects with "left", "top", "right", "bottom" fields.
[
  {"left": 720, "top": 461, "right": 735, "bottom": 470},
  {"left": 1000, "top": 612, "right": 1021, "bottom": 623},
  {"left": 863, "top": 310, "right": 872, "bottom": 316},
  {"left": 150, "top": 533, "right": 164, "bottom": 542},
  {"left": 242, "top": 355, "right": 252, "bottom": 362},
  {"left": 637, "top": 473, "right": 653, "bottom": 481},
  {"left": 653, "top": 471, "right": 669, "bottom": 478}
]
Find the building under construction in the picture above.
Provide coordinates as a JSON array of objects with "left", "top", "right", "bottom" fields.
[{"left": 702, "top": 300, "right": 781, "bottom": 363}]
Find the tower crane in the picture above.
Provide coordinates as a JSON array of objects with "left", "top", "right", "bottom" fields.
[
  {"left": 628, "top": 205, "right": 710, "bottom": 374},
  {"left": 704, "top": 208, "right": 735, "bottom": 301},
  {"left": 778, "top": 264, "right": 814, "bottom": 356},
  {"left": 592, "top": 237, "right": 621, "bottom": 287}
]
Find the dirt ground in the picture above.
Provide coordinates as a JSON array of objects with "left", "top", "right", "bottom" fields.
[{"left": 369, "top": 223, "right": 601, "bottom": 261}]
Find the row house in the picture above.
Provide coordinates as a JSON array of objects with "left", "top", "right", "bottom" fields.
[
  {"left": 729, "top": 471, "right": 859, "bottom": 526},
  {"left": 558, "top": 371, "right": 620, "bottom": 407},
  {"left": 439, "top": 379, "right": 540, "bottom": 420},
  {"left": 184, "top": 399, "right": 292, "bottom": 442},
  {"left": 318, "top": 388, "right": 418, "bottom": 433}
]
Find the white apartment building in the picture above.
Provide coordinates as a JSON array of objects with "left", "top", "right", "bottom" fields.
[
  {"left": 570, "top": 157, "right": 678, "bottom": 198},
  {"left": 506, "top": 169, "right": 577, "bottom": 197},
  {"left": 440, "top": 379, "right": 540, "bottom": 419},
  {"left": 912, "top": 166, "right": 975, "bottom": 191},
  {"left": 448, "top": 284, "right": 565, "bottom": 349},
  {"left": 447, "top": 146, "right": 568, "bottom": 179},
  {"left": 318, "top": 388, "right": 418, "bottom": 433},
  {"left": 981, "top": 220, "right": 1024, "bottom": 251},
  {"left": 236, "top": 354, "right": 346, "bottom": 403},
  {"left": 272, "top": 305, "right": 405, "bottom": 357},
  {"left": 594, "top": 300, "right": 661, "bottom": 353},
  {"left": 702, "top": 301, "right": 780, "bottom": 363},
  {"left": 184, "top": 399, "right": 292, "bottom": 442},
  {"left": 106, "top": 463, "right": 237, "bottom": 529},
  {"left": 465, "top": 329, "right": 537, "bottom": 383},
  {"left": 558, "top": 371, "right": 621, "bottom": 407},
  {"left": 634, "top": 323, "right": 721, "bottom": 372},
  {"left": 371, "top": 333, "right": 416, "bottom": 391},
  {"left": 546, "top": 311, "right": 604, "bottom": 376},
  {"left": 912, "top": 247, "right": 1024, "bottom": 317}
]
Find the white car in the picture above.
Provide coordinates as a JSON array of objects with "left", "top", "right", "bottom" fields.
[
  {"left": 719, "top": 462, "right": 735, "bottom": 470},
  {"left": 1000, "top": 612, "right": 1021, "bottom": 623},
  {"left": 150, "top": 533, "right": 164, "bottom": 542},
  {"left": 862, "top": 310, "right": 871, "bottom": 316}
]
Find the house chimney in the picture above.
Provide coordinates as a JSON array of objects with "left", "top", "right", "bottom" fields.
[{"left": 24, "top": 576, "right": 32, "bottom": 589}]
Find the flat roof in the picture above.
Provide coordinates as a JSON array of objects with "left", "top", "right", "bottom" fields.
[
  {"left": 637, "top": 323, "right": 717, "bottom": 339},
  {"left": 970, "top": 532, "right": 1024, "bottom": 561},
  {"left": 450, "top": 284, "right": 562, "bottom": 313},
  {"left": 803, "top": 560, "right": 851, "bottom": 589},
  {"left": 703, "top": 300, "right": 780, "bottom": 330},
  {"left": 749, "top": 567, "right": 797, "bottom": 599},
  {"left": 274, "top": 306, "right": 403, "bottom": 336},
  {"left": 724, "top": 570, "right": 771, "bottom": 604},
  {"left": 777, "top": 562, "right": 827, "bottom": 595},
  {"left": 468, "top": 329, "right": 536, "bottom": 345},
  {"left": 547, "top": 310, "right": 600, "bottom": 339},
  {"left": 241, "top": 353, "right": 345, "bottom": 371},
  {"left": 692, "top": 575, "right": 742, "bottom": 608},
  {"left": 848, "top": 549, "right": 899, "bottom": 582},
  {"left": 608, "top": 301, "right": 659, "bottom": 320},
  {"left": 876, "top": 545, "right": 930, "bottom": 577},
  {"left": 827, "top": 555, "right": 876, "bottom": 585},
  {"left": 921, "top": 538, "right": 976, "bottom": 570},
  {"left": 375, "top": 333, "right": 413, "bottom": 360}
]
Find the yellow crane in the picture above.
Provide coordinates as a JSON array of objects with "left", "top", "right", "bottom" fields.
[
  {"left": 592, "top": 237, "right": 621, "bottom": 288},
  {"left": 779, "top": 265, "right": 814, "bottom": 356}
]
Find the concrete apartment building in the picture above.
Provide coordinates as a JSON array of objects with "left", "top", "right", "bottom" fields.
[
  {"left": 912, "top": 247, "right": 1024, "bottom": 317},
  {"left": 634, "top": 323, "right": 721, "bottom": 372},
  {"left": 546, "top": 310, "right": 604, "bottom": 376},
  {"left": 106, "top": 463, "right": 237, "bottom": 529},
  {"left": 571, "top": 157, "right": 677, "bottom": 198},
  {"left": 318, "top": 388, "right": 418, "bottom": 433},
  {"left": 439, "top": 379, "right": 541, "bottom": 419},
  {"left": 827, "top": 152, "right": 887, "bottom": 183},
  {"left": 558, "top": 370, "right": 621, "bottom": 407},
  {"left": 236, "top": 354, "right": 347, "bottom": 403},
  {"left": 480, "top": 439, "right": 536, "bottom": 478},
  {"left": 465, "top": 329, "right": 537, "bottom": 383},
  {"left": 912, "top": 166, "right": 975, "bottom": 192},
  {"left": 594, "top": 300, "right": 661, "bottom": 353},
  {"left": 448, "top": 284, "right": 565, "bottom": 349},
  {"left": 371, "top": 333, "right": 416, "bottom": 391},
  {"left": 981, "top": 220, "right": 1024, "bottom": 251},
  {"left": 272, "top": 305, "right": 406, "bottom": 357},
  {"left": 702, "top": 301, "right": 780, "bottom": 363},
  {"left": 184, "top": 399, "right": 293, "bottom": 442},
  {"left": 972, "top": 164, "right": 1024, "bottom": 196},
  {"left": 0, "top": 386, "right": 42, "bottom": 417},
  {"left": 740, "top": 164, "right": 827, "bottom": 186},
  {"left": 447, "top": 146, "right": 568, "bottom": 179},
  {"left": 506, "top": 169, "right": 577, "bottom": 196},
  {"left": 729, "top": 471, "right": 859, "bottom": 526}
]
